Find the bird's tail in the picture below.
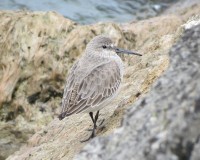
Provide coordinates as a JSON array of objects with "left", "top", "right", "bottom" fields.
[
  {"left": 58, "top": 112, "right": 66, "bottom": 120},
  {"left": 58, "top": 111, "right": 74, "bottom": 120}
]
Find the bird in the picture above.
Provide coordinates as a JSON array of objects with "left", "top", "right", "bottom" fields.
[{"left": 58, "top": 35, "right": 142, "bottom": 142}]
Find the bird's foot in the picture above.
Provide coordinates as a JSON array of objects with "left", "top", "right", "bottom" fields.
[
  {"left": 81, "top": 111, "right": 105, "bottom": 143},
  {"left": 81, "top": 127, "right": 96, "bottom": 143}
]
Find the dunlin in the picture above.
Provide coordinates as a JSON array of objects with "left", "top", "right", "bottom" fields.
[{"left": 58, "top": 35, "right": 142, "bottom": 141}]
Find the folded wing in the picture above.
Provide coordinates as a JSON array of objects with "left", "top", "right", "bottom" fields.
[{"left": 58, "top": 60, "right": 121, "bottom": 120}]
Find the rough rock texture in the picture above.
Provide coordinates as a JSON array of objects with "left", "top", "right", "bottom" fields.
[
  {"left": 1, "top": 0, "right": 200, "bottom": 160},
  {"left": 76, "top": 24, "right": 200, "bottom": 160}
]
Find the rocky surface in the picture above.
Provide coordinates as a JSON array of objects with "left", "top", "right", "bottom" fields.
[
  {"left": 76, "top": 23, "right": 200, "bottom": 160},
  {"left": 0, "top": 0, "right": 199, "bottom": 160}
]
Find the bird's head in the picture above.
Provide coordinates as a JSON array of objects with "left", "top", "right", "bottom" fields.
[{"left": 85, "top": 35, "right": 142, "bottom": 56}]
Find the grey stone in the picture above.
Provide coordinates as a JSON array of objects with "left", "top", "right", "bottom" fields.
[{"left": 76, "top": 25, "right": 200, "bottom": 160}]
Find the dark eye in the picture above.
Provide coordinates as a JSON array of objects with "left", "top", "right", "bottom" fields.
[{"left": 102, "top": 45, "right": 107, "bottom": 49}]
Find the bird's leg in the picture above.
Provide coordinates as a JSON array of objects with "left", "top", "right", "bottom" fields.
[
  {"left": 95, "top": 110, "right": 106, "bottom": 131},
  {"left": 94, "top": 110, "right": 99, "bottom": 128},
  {"left": 89, "top": 112, "right": 95, "bottom": 124},
  {"left": 95, "top": 110, "right": 105, "bottom": 127},
  {"left": 81, "top": 111, "right": 100, "bottom": 142},
  {"left": 86, "top": 111, "right": 105, "bottom": 131}
]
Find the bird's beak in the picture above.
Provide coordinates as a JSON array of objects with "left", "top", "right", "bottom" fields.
[{"left": 113, "top": 46, "right": 142, "bottom": 56}]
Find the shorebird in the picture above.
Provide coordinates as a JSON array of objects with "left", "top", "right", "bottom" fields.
[{"left": 58, "top": 35, "right": 142, "bottom": 141}]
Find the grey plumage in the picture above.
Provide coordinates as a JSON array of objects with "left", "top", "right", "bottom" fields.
[{"left": 58, "top": 35, "right": 141, "bottom": 141}]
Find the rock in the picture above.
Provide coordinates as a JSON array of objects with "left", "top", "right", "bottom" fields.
[
  {"left": 0, "top": 11, "right": 76, "bottom": 159},
  {"left": 76, "top": 24, "right": 200, "bottom": 160}
]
